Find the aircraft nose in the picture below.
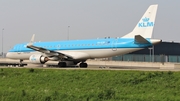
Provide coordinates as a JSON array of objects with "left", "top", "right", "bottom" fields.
[
  {"left": 6, "top": 52, "right": 11, "bottom": 58},
  {"left": 150, "top": 39, "right": 162, "bottom": 45}
]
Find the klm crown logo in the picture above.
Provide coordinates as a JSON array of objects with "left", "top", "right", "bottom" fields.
[
  {"left": 31, "top": 55, "right": 36, "bottom": 61},
  {"left": 138, "top": 17, "right": 154, "bottom": 27},
  {"left": 142, "top": 17, "right": 149, "bottom": 22}
]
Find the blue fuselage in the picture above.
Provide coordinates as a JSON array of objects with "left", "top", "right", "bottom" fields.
[{"left": 9, "top": 38, "right": 152, "bottom": 52}]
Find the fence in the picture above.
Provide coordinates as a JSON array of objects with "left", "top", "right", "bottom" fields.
[{"left": 112, "top": 54, "right": 180, "bottom": 63}]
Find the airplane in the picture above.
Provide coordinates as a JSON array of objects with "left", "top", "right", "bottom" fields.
[{"left": 6, "top": 4, "right": 161, "bottom": 67}]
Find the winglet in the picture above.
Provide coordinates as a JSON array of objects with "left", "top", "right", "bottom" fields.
[{"left": 27, "top": 34, "right": 35, "bottom": 46}]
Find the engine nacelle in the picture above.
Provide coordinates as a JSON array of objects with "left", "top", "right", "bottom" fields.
[{"left": 29, "top": 54, "right": 49, "bottom": 64}]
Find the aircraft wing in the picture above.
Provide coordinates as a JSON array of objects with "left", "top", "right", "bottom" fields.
[
  {"left": 26, "top": 34, "right": 73, "bottom": 60},
  {"left": 27, "top": 44, "right": 73, "bottom": 60}
]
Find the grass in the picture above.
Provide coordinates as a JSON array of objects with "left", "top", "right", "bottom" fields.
[{"left": 0, "top": 68, "right": 180, "bottom": 101}]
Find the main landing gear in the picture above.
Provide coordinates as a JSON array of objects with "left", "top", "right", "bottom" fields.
[
  {"left": 57, "top": 61, "right": 88, "bottom": 68},
  {"left": 58, "top": 62, "right": 67, "bottom": 67},
  {"left": 79, "top": 62, "right": 88, "bottom": 68}
]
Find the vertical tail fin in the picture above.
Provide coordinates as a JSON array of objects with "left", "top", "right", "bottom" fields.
[{"left": 122, "top": 4, "right": 158, "bottom": 38}]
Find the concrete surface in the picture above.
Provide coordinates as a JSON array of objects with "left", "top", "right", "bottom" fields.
[{"left": 0, "top": 58, "right": 179, "bottom": 70}]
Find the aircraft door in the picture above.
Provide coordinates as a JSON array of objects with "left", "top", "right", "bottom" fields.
[
  {"left": 56, "top": 44, "right": 60, "bottom": 50},
  {"left": 17, "top": 45, "right": 22, "bottom": 54},
  {"left": 112, "top": 39, "right": 118, "bottom": 51}
]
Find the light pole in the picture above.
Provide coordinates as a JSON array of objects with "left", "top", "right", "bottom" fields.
[
  {"left": 68, "top": 26, "right": 70, "bottom": 40},
  {"left": 2, "top": 29, "right": 4, "bottom": 58},
  {"left": 152, "top": 45, "right": 154, "bottom": 62},
  {"left": 149, "top": 47, "right": 152, "bottom": 62}
]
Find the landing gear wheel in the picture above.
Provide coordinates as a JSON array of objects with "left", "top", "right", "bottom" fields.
[
  {"left": 19, "top": 59, "right": 24, "bottom": 67},
  {"left": 58, "top": 62, "right": 67, "bottom": 67},
  {"left": 79, "top": 63, "right": 88, "bottom": 68}
]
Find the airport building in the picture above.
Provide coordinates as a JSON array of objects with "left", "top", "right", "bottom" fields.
[{"left": 112, "top": 41, "right": 180, "bottom": 63}]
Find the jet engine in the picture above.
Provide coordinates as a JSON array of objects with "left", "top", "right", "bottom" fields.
[{"left": 29, "top": 54, "right": 49, "bottom": 64}]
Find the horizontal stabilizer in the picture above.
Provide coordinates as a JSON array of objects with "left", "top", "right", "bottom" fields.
[{"left": 135, "top": 35, "right": 150, "bottom": 44}]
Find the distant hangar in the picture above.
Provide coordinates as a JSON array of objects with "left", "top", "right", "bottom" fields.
[{"left": 112, "top": 41, "right": 180, "bottom": 63}]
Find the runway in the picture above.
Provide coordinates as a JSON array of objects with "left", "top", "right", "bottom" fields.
[
  {"left": 1, "top": 58, "right": 180, "bottom": 71},
  {"left": 1, "top": 65, "right": 180, "bottom": 71}
]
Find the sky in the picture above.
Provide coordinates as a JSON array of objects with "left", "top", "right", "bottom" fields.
[{"left": 0, "top": 0, "right": 179, "bottom": 52}]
